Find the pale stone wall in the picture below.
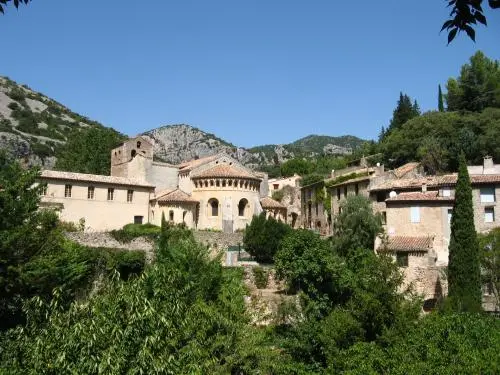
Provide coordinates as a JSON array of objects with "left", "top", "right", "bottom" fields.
[
  {"left": 193, "top": 231, "right": 244, "bottom": 249},
  {"left": 330, "top": 179, "right": 370, "bottom": 217},
  {"left": 148, "top": 163, "right": 178, "bottom": 191},
  {"left": 268, "top": 175, "right": 301, "bottom": 197},
  {"left": 41, "top": 180, "right": 152, "bottom": 231},
  {"left": 386, "top": 203, "right": 452, "bottom": 265},
  {"left": 263, "top": 208, "right": 287, "bottom": 222},
  {"left": 111, "top": 136, "right": 153, "bottom": 177},
  {"left": 151, "top": 203, "right": 197, "bottom": 229},
  {"left": 194, "top": 187, "right": 260, "bottom": 232},
  {"left": 301, "top": 184, "right": 330, "bottom": 235},
  {"left": 472, "top": 185, "right": 500, "bottom": 233}
]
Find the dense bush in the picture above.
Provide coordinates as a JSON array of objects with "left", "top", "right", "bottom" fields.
[
  {"left": 252, "top": 266, "right": 269, "bottom": 289},
  {"left": 110, "top": 223, "right": 161, "bottom": 243},
  {"left": 243, "top": 213, "right": 291, "bottom": 263}
]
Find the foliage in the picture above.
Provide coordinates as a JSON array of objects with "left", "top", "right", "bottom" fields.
[
  {"left": 325, "top": 171, "right": 369, "bottom": 188},
  {"left": 243, "top": 212, "right": 291, "bottom": 263},
  {"left": 446, "top": 51, "right": 500, "bottom": 112},
  {"left": 438, "top": 84, "right": 445, "bottom": 111},
  {"left": 55, "top": 126, "right": 126, "bottom": 175},
  {"left": 447, "top": 154, "right": 481, "bottom": 312},
  {"left": 478, "top": 228, "right": 500, "bottom": 310},
  {"left": 110, "top": 223, "right": 161, "bottom": 243},
  {"left": 300, "top": 173, "right": 324, "bottom": 187},
  {"left": 333, "top": 195, "right": 383, "bottom": 256},
  {"left": 382, "top": 92, "right": 420, "bottom": 140},
  {"left": 280, "top": 158, "right": 313, "bottom": 177},
  {"left": 0, "top": 0, "right": 31, "bottom": 14},
  {"left": 271, "top": 188, "right": 285, "bottom": 202},
  {"left": 380, "top": 107, "right": 500, "bottom": 171},
  {"left": 252, "top": 266, "right": 269, "bottom": 289},
  {"left": 0, "top": 225, "right": 291, "bottom": 374},
  {"left": 441, "top": 0, "right": 500, "bottom": 43}
]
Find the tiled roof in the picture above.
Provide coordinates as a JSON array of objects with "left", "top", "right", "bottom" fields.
[
  {"left": 260, "top": 196, "right": 286, "bottom": 209},
  {"left": 393, "top": 162, "right": 420, "bottom": 178},
  {"left": 40, "top": 170, "right": 154, "bottom": 188},
  {"left": 379, "top": 236, "right": 433, "bottom": 252},
  {"left": 192, "top": 164, "right": 260, "bottom": 180},
  {"left": 371, "top": 173, "right": 500, "bottom": 192},
  {"left": 326, "top": 175, "right": 371, "bottom": 188},
  {"left": 178, "top": 154, "right": 220, "bottom": 171},
  {"left": 156, "top": 189, "right": 198, "bottom": 204},
  {"left": 386, "top": 191, "right": 454, "bottom": 202}
]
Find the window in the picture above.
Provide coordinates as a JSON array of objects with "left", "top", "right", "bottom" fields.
[
  {"left": 410, "top": 206, "right": 420, "bottom": 223},
  {"left": 396, "top": 252, "right": 409, "bottom": 267},
  {"left": 88, "top": 186, "right": 95, "bottom": 199},
  {"left": 134, "top": 215, "right": 143, "bottom": 224},
  {"left": 447, "top": 209, "right": 453, "bottom": 223},
  {"left": 442, "top": 187, "right": 451, "bottom": 197},
  {"left": 485, "top": 207, "right": 495, "bottom": 223},
  {"left": 127, "top": 189, "right": 134, "bottom": 203},
  {"left": 355, "top": 183, "right": 359, "bottom": 195},
  {"left": 40, "top": 184, "right": 47, "bottom": 196},
  {"left": 381, "top": 211, "right": 387, "bottom": 225},
  {"left": 344, "top": 186, "right": 348, "bottom": 198},
  {"left": 315, "top": 203, "right": 318, "bottom": 216},
  {"left": 64, "top": 184, "right": 72, "bottom": 198},
  {"left": 209, "top": 198, "right": 219, "bottom": 216},
  {"left": 273, "top": 184, "right": 279, "bottom": 190},
  {"left": 337, "top": 188, "right": 341, "bottom": 200},
  {"left": 137, "top": 141, "right": 141, "bottom": 148},
  {"left": 238, "top": 199, "right": 248, "bottom": 217},
  {"left": 480, "top": 187, "right": 495, "bottom": 203},
  {"left": 131, "top": 149, "right": 137, "bottom": 158},
  {"left": 376, "top": 191, "right": 386, "bottom": 202},
  {"left": 169, "top": 210, "right": 174, "bottom": 221},
  {"left": 107, "top": 188, "right": 114, "bottom": 201},
  {"left": 183, "top": 211, "right": 187, "bottom": 223}
]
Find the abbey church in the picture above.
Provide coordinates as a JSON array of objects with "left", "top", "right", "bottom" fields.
[{"left": 39, "top": 136, "right": 285, "bottom": 232}]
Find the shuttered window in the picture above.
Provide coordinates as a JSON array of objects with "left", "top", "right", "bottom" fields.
[{"left": 410, "top": 206, "right": 420, "bottom": 223}]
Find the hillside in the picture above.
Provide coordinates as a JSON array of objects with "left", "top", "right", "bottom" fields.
[
  {"left": 0, "top": 76, "right": 109, "bottom": 168},
  {"left": 0, "top": 76, "right": 366, "bottom": 170}
]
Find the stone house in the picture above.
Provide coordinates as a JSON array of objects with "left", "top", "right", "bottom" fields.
[
  {"left": 268, "top": 174, "right": 302, "bottom": 194},
  {"left": 300, "top": 180, "right": 330, "bottom": 235},
  {"left": 268, "top": 174, "right": 301, "bottom": 228},
  {"left": 40, "top": 136, "right": 284, "bottom": 232}
]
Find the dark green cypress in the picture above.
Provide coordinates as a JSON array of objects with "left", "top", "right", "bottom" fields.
[
  {"left": 438, "top": 84, "right": 445, "bottom": 112},
  {"left": 447, "top": 153, "right": 481, "bottom": 312}
]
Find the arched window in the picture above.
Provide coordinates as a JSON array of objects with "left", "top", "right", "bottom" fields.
[
  {"left": 131, "top": 149, "right": 137, "bottom": 158},
  {"left": 137, "top": 141, "right": 141, "bottom": 148},
  {"left": 208, "top": 198, "right": 219, "bottom": 216},
  {"left": 169, "top": 210, "right": 174, "bottom": 221},
  {"left": 238, "top": 198, "right": 248, "bottom": 217}
]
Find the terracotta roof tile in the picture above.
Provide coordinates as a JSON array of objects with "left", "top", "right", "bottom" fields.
[
  {"left": 386, "top": 191, "right": 454, "bottom": 202},
  {"left": 156, "top": 189, "right": 198, "bottom": 204},
  {"left": 260, "top": 196, "right": 286, "bottom": 209},
  {"left": 40, "top": 170, "right": 154, "bottom": 188},
  {"left": 192, "top": 164, "right": 260, "bottom": 180},
  {"left": 393, "top": 162, "right": 420, "bottom": 178},
  {"left": 178, "top": 154, "right": 220, "bottom": 171},
  {"left": 379, "top": 236, "right": 433, "bottom": 252}
]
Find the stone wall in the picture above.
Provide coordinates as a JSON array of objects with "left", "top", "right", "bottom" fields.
[{"left": 193, "top": 231, "right": 244, "bottom": 250}]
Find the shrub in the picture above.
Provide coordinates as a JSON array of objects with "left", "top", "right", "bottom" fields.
[
  {"left": 272, "top": 189, "right": 285, "bottom": 202},
  {"left": 253, "top": 266, "right": 269, "bottom": 289},
  {"left": 110, "top": 223, "right": 161, "bottom": 243}
]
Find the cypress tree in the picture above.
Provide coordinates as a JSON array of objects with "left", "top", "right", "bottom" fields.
[
  {"left": 447, "top": 153, "right": 481, "bottom": 312},
  {"left": 438, "top": 84, "right": 445, "bottom": 112}
]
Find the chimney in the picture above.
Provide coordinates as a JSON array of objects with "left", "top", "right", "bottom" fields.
[
  {"left": 484, "top": 155, "right": 494, "bottom": 171},
  {"left": 422, "top": 183, "right": 427, "bottom": 193}
]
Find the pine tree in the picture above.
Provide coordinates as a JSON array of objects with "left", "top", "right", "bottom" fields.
[
  {"left": 438, "top": 84, "right": 445, "bottom": 112},
  {"left": 386, "top": 92, "right": 421, "bottom": 135},
  {"left": 447, "top": 153, "right": 481, "bottom": 312}
]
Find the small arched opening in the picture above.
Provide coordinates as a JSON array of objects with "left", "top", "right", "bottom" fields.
[
  {"left": 208, "top": 198, "right": 219, "bottom": 217},
  {"left": 238, "top": 198, "right": 248, "bottom": 217},
  {"left": 131, "top": 149, "right": 137, "bottom": 158}
]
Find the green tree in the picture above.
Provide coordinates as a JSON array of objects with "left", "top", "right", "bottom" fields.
[
  {"left": 243, "top": 213, "right": 291, "bottom": 263},
  {"left": 55, "top": 127, "right": 126, "bottom": 175},
  {"left": 280, "top": 158, "right": 313, "bottom": 177},
  {"left": 447, "top": 154, "right": 481, "bottom": 312},
  {"left": 446, "top": 51, "right": 500, "bottom": 112},
  {"left": 438, "top": 84, "right": 445, "bottom": 111},
  {"left": 441, "top": 0, "right": 500, "bottom": 43},
  {"left": 478, "top": 228, "right": 500, "bottom": 311},
  {"left": 384, "top": 92, "right": 421, "bottom": 138},
  {"left": 333, "top": 195, "right": 383, "bottom": 256}
]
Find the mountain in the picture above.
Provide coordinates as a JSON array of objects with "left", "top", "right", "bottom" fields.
[
  {"left": 0, "top": 76, "right": 366, "bottom": 170},
  {"left": 0, "top": 76, "right": 108, "bottom": 168}
]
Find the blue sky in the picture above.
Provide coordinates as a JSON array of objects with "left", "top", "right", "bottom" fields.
[{"left": 1, "top": 1, "right": 499, "bottom": 147}]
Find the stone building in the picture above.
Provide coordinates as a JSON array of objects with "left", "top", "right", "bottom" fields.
[
  {"left": 301, "top": 180, "right": 330, "bottom": 235},
  {"left": 268, "top": 174, "right": 301, "bottom": 228},
  {"left": 39, "top": 136, "right": 284, "bottom": 232}
]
